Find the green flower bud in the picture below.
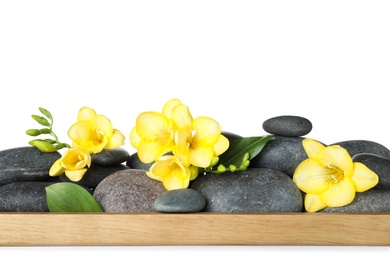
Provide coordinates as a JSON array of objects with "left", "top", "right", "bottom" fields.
[
  {"left": 39, "top": 128, "right": 51, "bottom": 134},
  {"left": 189, "top": 165, "right": 199, "bottom": 181},
  {"left": 32, "top": 115, "right": 50, "bottom": 127},
  {"left": 229, "top": 164, "right": 237, "bottom": 172},
  {"left": 209, "top": 157, "right": 219, "bottom": 167},
  {"left": 242, "top": 160, "right": 250, "bottom": 167},
  {"left": 32, "top": 140, "right": 58, "bottom": 153},
  {"left": 217, "top": 164, "right": 226, "bottom": 174},
  {"left": 26, "top": 129, "right": 41, "bottom": 136},
  {"left": 242, "top": 153, "right": 250, "bottom": 162},
  {"left": 39, "top": 107, "right": 53, "bottom": 121}
]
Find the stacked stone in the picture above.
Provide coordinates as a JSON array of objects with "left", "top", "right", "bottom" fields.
[
  {"left": 1, "top": 116, "right": 389, "bottom": 213},
  {"left": 0, "top": 147, "right": 131, "bottom": 212}
]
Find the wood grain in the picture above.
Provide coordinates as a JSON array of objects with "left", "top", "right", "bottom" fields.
[{"left": 0, "top": 213, "right": 389, "bottom": 246}]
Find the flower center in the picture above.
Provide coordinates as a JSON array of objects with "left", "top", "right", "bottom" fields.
[{"left": 326, "top": 163, "right": 344, "bottom": 184}]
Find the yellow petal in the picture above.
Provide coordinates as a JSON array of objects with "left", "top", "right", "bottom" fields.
[
  {"left": 136, "top": 112, "right": 170, "bottom": 139},
  {"left": 129, "top": 127, "right": 141, "bottom": 149},
  {"left": 304, "top": 193, "right": 327, "bottom": 212},
  {"left": 302, "top": 138, "right": 325, "bottom": 158},
  {"left": 190, "top": 147, "right": 215, "bottom": 168},
  {"left": 77, "top": 106, "right": 96, "bottom": 121},
  {"left": 65, "top": 168, "right": 88, "bottom": 182},
  {"left": 161, "top": 162, "right": 190, "bottom": 190},
  {"left": 162, "top": 98, "right": 182, "bottom": 118},
  {"left": 171, "top": 104, "right": 193, "bottom": 129},
  {"left": 105, "top": 129, "right": 125, "bottom": 149},
  {"left": 192, "top": 116, "right": 221, "bottom": 146},
  {"left": 49, "top": 158, "right": 65, "bottom": 177},
  {"left": 293, "top": 159, "right": 332, "bottom": 194},
  {"left": 320, "top": 177, "right": 356, "bottom": 207},
  {"left": 213, "top": 134, "right": 229, "bottom": 157},
  {"left": 137, "top": 139, "right": 173, "bottom": 164},
  {"left": 91, "top": 114, "right": 113, "bottom": 137},
  {"left": 352, "top": 162, "right": 379, "bottom": 192},
  {"left": 317, "top": 145, "right": 354, "bottom": 177},
  {"left": 68, "top": 121, "right": 91, "bottom": 141}
]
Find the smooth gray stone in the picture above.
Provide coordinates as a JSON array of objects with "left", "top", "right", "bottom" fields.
[
  {"left": 321, "top": 189, "right": 390, "bottom": 212},
  {"left": 93, "top": 169, "right": 166, "bottom": 212},
  {"left": 189, "top": 168, "right": 303, "bottom": 212},
  {"left": 262, "top": 115, "right": 312, "bottom": 137},
  {"left": 249, "top": 136, "right": 308, "bottom": 177},
  {"left": 59, "top": 163, "right": 129, "bottom": 189},
  {"left": 0, "top": 147, "right": 61, "bottom": 186},
  {"left": 352, "top": 153, "right": 390, "bottom": 190},
  {"left": 331, "top": 140, "right": 390, "bottom": 160},
  {"left": 153, "top": 188, "right": 206, "bottom": 213},
  {"left": 91, "top": 147, "right": 131, "bottom": 166},
  {"left": 0, "top": 182, "right": 56, "bottom": 212},
  {"left": 126, "top": 152, "right": 154, "bottom": 171}
]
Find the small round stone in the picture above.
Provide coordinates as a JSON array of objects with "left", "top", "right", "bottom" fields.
[
  {"left": 153, "top": 188, "right": 206, "bottom": 213},
  {"left": 262, "top": 115, "right": 312, "bottom": 137}
]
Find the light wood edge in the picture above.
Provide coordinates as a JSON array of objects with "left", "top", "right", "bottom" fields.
[{"left": 0, "top": 212, "right": 389, "bottom": 246}]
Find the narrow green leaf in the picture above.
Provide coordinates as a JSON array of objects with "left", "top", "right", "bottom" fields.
[
  {"left": 39, "top": 107, "right": 53, "bottom": 121},
  {"left": 216, "top": 135, "right": 274, "bottom": 169},
  {"left": 46, "top": 182, "right": 103, "bottom": 212},
  {"left": 31, "top": 115, "right": 50, "bottom": 127}
]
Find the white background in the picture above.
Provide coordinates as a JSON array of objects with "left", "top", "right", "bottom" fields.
[{"left": 0, "top": 0, "right": 389, "bottom": 258}]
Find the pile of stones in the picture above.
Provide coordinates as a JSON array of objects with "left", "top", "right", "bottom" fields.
[{"left": 0, "top": 115, "right": 389, "bottom": 213}]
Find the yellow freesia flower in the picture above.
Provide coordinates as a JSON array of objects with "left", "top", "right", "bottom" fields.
[
  {"left": 147, "top": 155, "right": 198, "bottom": 190},
  {"left": 293, "top": 138, "right": 379, "bottom": 212},
  {"left": 130, "top": 98, "right": 190, "bottom": 164},
  {"left": 49, "top": 147, "right": 91, "bottom": 182},
  {"left": 68, "top": 107, "right": 125, "bottom": 154},
  {"left": 174, "top": 116, "right": 229, "bottom": 168}
]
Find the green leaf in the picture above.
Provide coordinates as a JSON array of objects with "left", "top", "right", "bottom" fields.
[
  {"left": 45, "top": 182, "right": 103, "bottom": 212},
  {"left": 39, "top": 107, "right": 53, "bottom": 121},
  {"left": 215, "top": 135, "right": 274, "bottom": 170},
  {"left": 31, "top": 115, "right": 50, "bottom": 127}
]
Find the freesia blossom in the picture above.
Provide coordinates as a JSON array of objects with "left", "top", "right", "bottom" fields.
[
  {"left": 129, "top": 98, "right": 191, "bottom": 163},
  {"left": 147, "top": 155, "right": 198, "bottom": 190},
  {"left": 49, "top": 147, "right": 91, "bottom": 182},
  {"left": 68, "top": 107, "right": 125, "bottom": 154},
  {"left": 293, "top": 138, "right": 379, "bottom": 212},
  {"left": 174, "top": 116, "right": 229, "bottom": 168}
]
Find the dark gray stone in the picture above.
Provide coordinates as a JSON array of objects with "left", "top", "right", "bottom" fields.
[
  {"left": 221, "top": 131, "right": 243, "bottom": 143},
  {"left": 153, "top": 188, "right": 206, "bottom": 213},
  {"left": 262, "top": 115, "right": 312, "bottom": 137},
  {"left": 93, "top": 169, "right": 166, "bottom": 212},
  {"left": 352, "top": 153, "right": 390, "bottom": 190},
  {"left": 126, "top": 152, "right": 154, "bottom": 171},
  {"left": 249, "top": 136, "right": 309, "bottom": 177},
  {"left": 0, "top": 182, "right": 55, "bottom": 212},
  {"left": 0, "top": 147, "right": 61, "bottom": 186},
  {"left": 331, "top": 140, "right": 390, "bottom": 160},
  {"left": 91, "top": 147, "right": 131, "bottom": 166},
  {"left": 189, "top": 168, "right": 303, "bottom": 212},
  {"left": 321, "top": 189, "right": 390, "bottom": 212},
  {"left": 60, "top": 163, "right": 129, "bottom": 189}
]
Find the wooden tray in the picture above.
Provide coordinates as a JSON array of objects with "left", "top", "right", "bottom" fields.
[{"left": 0, "top": 212, "right": 389, "bottom": 246}]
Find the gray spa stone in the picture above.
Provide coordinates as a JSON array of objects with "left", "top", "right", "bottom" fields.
[
  {"left": 0, "top": 182, "right": 55, "bottom": 212},
  {"left": 249, "top": 136, "right": 310, "bottom": 177},
  {"left": 91, "top": 147, "right": 131, "bottom": 166},
  {"left": 331, "top": 140, "right": 390, "bottom": 159},
  {"left": 153, "top": 188, "right": 206, "bottom": 213},
  {"left": 126, "top": 152, "right": 154, "bottom": 171},
  {"left": 189, "top": 168, "right": 303, "bottom": 212},
  {"left": 0, "top": 146, "right": 61, "bottom": 186},
  {"left": 59, "top": 163, "right": 130, "bottom": 189},
  {"left": 93, "top": 169, "right": 166, "bottom": 212},
  {"left": 352, "top": 153, "right": 390, "bottom": 190},
  {"left": 321, "top": 189, "right": 390, "bottom": 212},
  {"left": 262, "top": 115, "right": 312, "bottom": 137}
]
